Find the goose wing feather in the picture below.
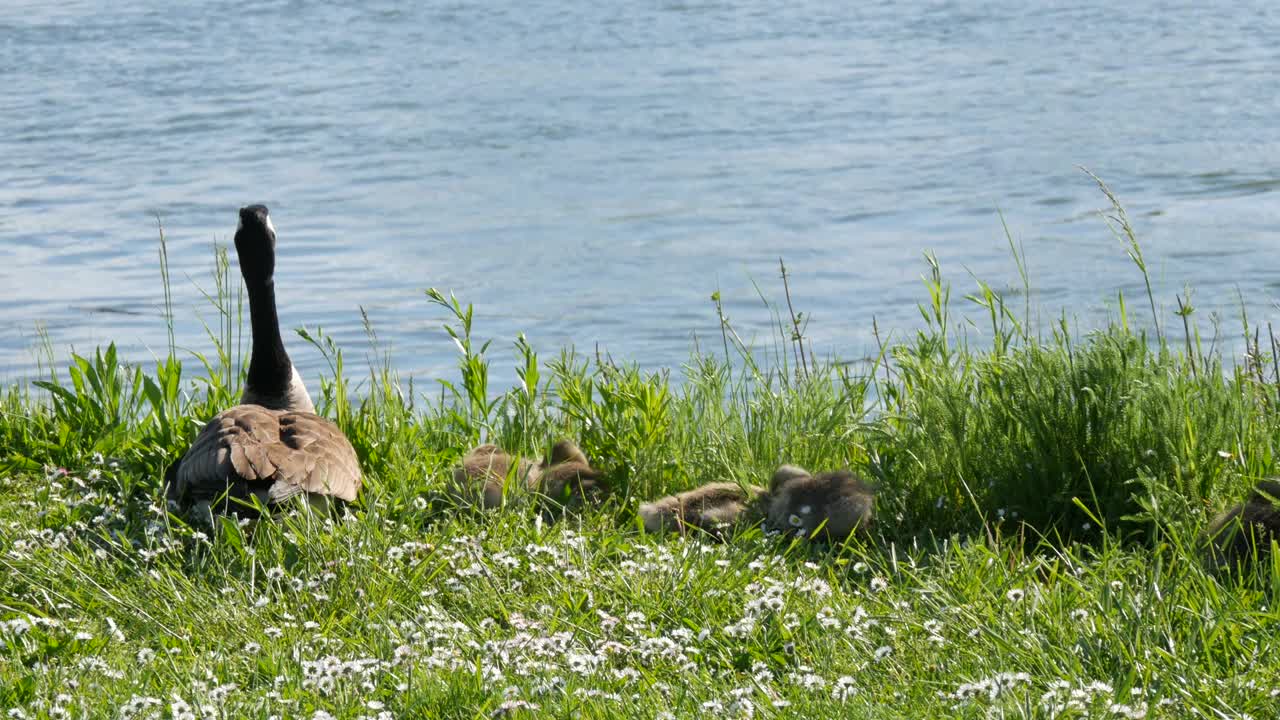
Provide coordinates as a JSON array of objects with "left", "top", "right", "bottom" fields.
[
  {"left": 270, "top": 412, "right": 361, "bottom": 501},
  {"left": 173, "top": 405, "right": 361, "bottom": 507}
]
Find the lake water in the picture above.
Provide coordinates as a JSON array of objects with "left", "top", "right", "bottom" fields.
[{"left": 4, "top": 0, "right": 1280, "bottom": 390}]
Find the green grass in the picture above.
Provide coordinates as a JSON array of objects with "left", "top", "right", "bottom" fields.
[{"left": 5, "top": 186, "right": 1280, "bottom": 718}]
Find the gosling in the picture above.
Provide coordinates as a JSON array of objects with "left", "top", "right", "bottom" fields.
[
  {"left": 451, "top": 440, "right": 605, "bottom": 509},
  {"left": 764, "top": 464, "right": 875, "bottom": 542},
  {"left": 639, "top": 481, "right": 766, "bottom": 538},
  {"left": 1202, "top": 479, "right": 1280, "bottom": 573}
]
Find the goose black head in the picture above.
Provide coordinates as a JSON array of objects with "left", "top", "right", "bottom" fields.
[{"left": 235, "top": 204, "right": 277, "bottom": 285}]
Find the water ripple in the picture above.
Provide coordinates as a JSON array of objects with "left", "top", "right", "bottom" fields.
[{"left": 2, "top": 0, "right": 1279, "bottom": 387}]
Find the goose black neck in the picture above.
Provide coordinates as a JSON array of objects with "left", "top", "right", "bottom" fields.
[{"left": 245, "top": 278, "right": 293, "bottom": 394}]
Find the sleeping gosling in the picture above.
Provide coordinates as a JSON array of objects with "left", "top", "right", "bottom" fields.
[
  {"left": 535, "top": 440, "right": 608, "bottom": 508},
  {"left": 450, "top": 440, "right": 605, "bottom": 509},
  {"left": 1202, "top": 479, "right": 1280, "bottom": 574},
  {"left": 450, "top": 444, "right": 539, "bottom": 509},
  {"left": 764, "top": 464, "right": 875, "bottom": 542},
  {"left": 639, "top": 481, "right": 766, "bottom": 538}
]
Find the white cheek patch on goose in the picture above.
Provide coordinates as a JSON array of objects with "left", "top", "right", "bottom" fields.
[{"left": 265, "top": 214, "right": 276, "bottom": 236}]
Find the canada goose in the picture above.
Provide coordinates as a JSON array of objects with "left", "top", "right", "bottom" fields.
[
  {"left": 164, "top": 205, "right": 361, "bottom": 518},
  {"left": 450, "top": 440, "right": 605, "bottom": 509},
  {"left": 764, "top": 464, "right": 875, "bottom": 542},
  {"left": 638, "top": 481, "right": 767, "bottom": 538},
  {"left": 1202, "top": 479, "right": 1280, "bottom": 573}
]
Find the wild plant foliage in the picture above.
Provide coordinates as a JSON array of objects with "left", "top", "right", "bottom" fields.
[{"left": 4, "top": 185, "right": 1280, "bottom": 715}]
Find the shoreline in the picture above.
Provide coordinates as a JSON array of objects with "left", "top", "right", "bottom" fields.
[{"left": 2, "top": 245, "right": 1277, "bottom": 714}]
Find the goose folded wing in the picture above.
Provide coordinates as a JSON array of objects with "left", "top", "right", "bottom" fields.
[
  {"left": 266, "top": 412, "right": 362, "bottom": 502},
  {"left": 175, "top": 405, "right": 282, "bottom": 503},
  {"left": 174, "top": 407, "right": 360, "bottom": 507}
]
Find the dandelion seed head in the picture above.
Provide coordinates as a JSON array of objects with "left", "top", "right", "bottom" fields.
[{"left": 832, "top": 675, "right": 858, "bottom": 701}]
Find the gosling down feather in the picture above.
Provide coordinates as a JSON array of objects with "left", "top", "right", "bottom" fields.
[
  {"left": 1202, "top": 479, "right": 1280, "bottom": 574},
  {"left": 451, "top": 440, "right": 605, "bottom": 509},
  {"left": 639, "top": 481, "right": 766, "bottom": 537}
]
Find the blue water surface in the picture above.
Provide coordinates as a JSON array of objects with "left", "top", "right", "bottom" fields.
[{"left": 2, "top": 0, "right": 1278, "bottom": 388}]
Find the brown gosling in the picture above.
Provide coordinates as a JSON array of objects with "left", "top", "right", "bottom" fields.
[
  {"left": 638, "top": 481, "right": 767, "bottom": 538},
  {"left": 534, "top": 440, "right": 607, "bottom": 508},
  {"left": 450, "top": 440, "right": 605, "bottom": 509},
  {"left": 764, "top": 464, "right": 875, "bottom": 542},
  {"left": 1202, "top": 479, "right": 1280, "bottom": 573},
  {"left": 450, "top": 444, "right": 540, "bottom": 509}
]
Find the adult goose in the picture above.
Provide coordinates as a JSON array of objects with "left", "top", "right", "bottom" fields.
[{"left": 164, "top": 205, "right": 361, "bottom": 518}]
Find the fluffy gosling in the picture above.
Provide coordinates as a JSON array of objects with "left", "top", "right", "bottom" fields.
[
  {"left": 1203, "top": 479, "right": 1280, "bottom": 574},
  {"left": 450, "top": 440, "right": 605, "bottom": 509},
  {"left": 639, "top": 481, "right": 766, "bottom": 538},
  {"left": 764, "top": 464, "right": 875, "bottom": 542}
]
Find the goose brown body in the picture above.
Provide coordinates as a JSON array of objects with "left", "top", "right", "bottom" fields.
[{"left": 167, "top": 406, "right": 361, "bottom": 512}]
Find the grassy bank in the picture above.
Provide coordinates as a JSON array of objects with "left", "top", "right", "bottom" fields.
[{"left": 5, "top": 195, "right": 1280, "bottom": 717}]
